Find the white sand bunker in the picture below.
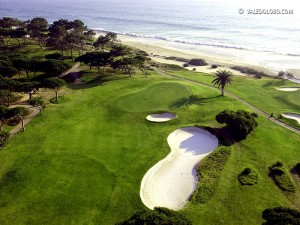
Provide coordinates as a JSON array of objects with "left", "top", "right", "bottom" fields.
[
  {"left": 140, "top": 127, "right": 218, "bottom": 210},
  {"left": 146, "top": 112, "right": 176, "bottom": 122},
  {"left": 282, "top": 113, "right": 300, "bottom": 125},
  {"left": 276, "top": 87, "right": 299, "bottom": 92}
]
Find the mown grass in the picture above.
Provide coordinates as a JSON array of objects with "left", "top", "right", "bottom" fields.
[
  {"left": 0, "top": 55, "right": 299, "bottom": 225},
  {"left": 168, "top": 69, "right": 300, "bottom": 128}
]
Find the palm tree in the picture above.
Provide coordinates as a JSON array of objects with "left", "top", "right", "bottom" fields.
[{"left": 212, "top": 69, "right": 233, "bottom": 96}]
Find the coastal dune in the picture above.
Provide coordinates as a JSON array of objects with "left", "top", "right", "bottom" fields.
[{"left": 140, "top": 127, "right": 218, "bottom": 210}]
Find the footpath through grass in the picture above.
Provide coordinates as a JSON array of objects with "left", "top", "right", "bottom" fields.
[
  {"left": 167, "top": 69, "right": 300, "bottom": 128},
  {"left": 0, "top": 70, "right": 299, "bottom": 225}
]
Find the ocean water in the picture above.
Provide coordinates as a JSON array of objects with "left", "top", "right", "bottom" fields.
[{"left": 0, "top": 0, "right": 300, "bottom": 72}]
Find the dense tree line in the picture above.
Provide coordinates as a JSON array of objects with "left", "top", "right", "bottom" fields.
[
  {"left": 76, "top": 44, "right": 149, "bottom": 76},
  {"left": 0, "top": 17, "right": 96, "bottom": 56},
  {"left": 0, "top": 16, "right": 150, "bottom": 146}
]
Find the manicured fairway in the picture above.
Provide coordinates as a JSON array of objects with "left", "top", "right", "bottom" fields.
[{"left": 0, "top": 71, "right": 299, "bottom": 225}]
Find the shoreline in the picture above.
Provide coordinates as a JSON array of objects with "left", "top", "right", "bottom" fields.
[{"left": 95, "top": 31, "right": 300, "bottom": 80}]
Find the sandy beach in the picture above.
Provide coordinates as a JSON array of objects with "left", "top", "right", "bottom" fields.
[{"left": 96, "top": 31, "right": 300, "bottom": 80}]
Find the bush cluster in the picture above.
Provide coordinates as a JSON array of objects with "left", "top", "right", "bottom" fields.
[
  {"left": 188, "top": 58, "right": 208, "bottom": 66},
  {"left": 164, "top": 56, "right": 189, "bottom": 62},
  {"left": 192, "top": 147, "right": 231, "bottom": 203},
  {"left": 216, "top": 110, "right": 258, "bottom": 141},
  {"left": 231, "top": 66, "right": 269, "bottom": 77},
  {"left": 28, "top": 97, "right": 45, "bottom": 108},
  {"left": 294, "top": 163, "right": 300, "bottom": 175},
  {"left": 238, "top": 167, "right": 260, "bottom": 185},
  {"left": 269, "top": 162, "right": 295, "bottom": 192},
  {"left": 45, "top": 52, "right": 63, "bottom": 60},
  {"left": 116, "top": 207, "right": 192, "bottom": 225},
  {"left": 0, "top": 106, "right": 29, "bottom": 119},
  {"left": 262, "top": 207, "right": 300, "bottom": 225}
]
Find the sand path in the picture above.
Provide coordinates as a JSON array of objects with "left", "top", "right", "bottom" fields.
[
  {"left": 9, "top": 104, "right": 40, "bottom": 137},
  {"left": 140, "top": 127, "right": 218, "bottom": 210}
]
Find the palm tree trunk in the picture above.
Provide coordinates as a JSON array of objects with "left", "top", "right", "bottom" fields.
[{"left": 221, "top": 87, "right": 224, "bottom": 96}]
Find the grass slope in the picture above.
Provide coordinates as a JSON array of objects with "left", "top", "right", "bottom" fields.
[
  {"left": 0, "top": 70, "right": 299, "bottom": 225},
  {"left": 169, "top": 69, "right": 300, "bottom": 128}
]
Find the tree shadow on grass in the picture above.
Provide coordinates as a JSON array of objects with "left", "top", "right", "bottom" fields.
[
  {"left": 199, "top": 126, "right": 245, "bottom": 146},
  {"left": 67, "top": 74, "right": 129, "bottom": 90},
  {"left": 67, "top": 76, "right": 106, "bottom": 90},
  {"left": 262, "top": 79, "right": 283, "bottom": 87},
  {"left": 170, "top": 95, "right": 220, "bottom": 108}
]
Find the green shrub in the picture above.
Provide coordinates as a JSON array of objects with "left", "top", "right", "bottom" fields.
[
  {"left": 269, "top": 162, "right": 295, "bottom": 192},
  {"left": 192, "top": 147, "right": 231, "bottom": 203},
  {"left": 188, "top": 58, "right": 208, "bottom": 66},
  {"left": 0, "top": 130, "right": 9, "bottom": 147},
  {"left": 294, "top": 163, "right": 300, "bottom": 175},
  {"left": 262, "top": 207, "right": 300, "bottom": 225},
  {"left": 116, "top": 207, "right": 192, "bottom": 225},
  {"left": 231, "top": 66, "right": 270, "bottom": 77},
  {"left": 7, "top": 116, "right": 20, "bottom": 126},
  {"left": 8, "top": 106, "right": 29, "bottom": 117},
  {"left": 0, "top": 105, "right": 8, "bottom": 118},
  {"left": 165, "top": 56, "right": 189, "bottom": 62},
  {"left": 216, "top": 110, "right": 258, "bottom": 141},
  {"left": 161, "top": 63, "right": 183, "bottom": 71},
  {"left": 28, "top": 97, "right": 45, "bottom": 107},
  {"left": 238, "top": 167, "right": 260, "bottom": 185},
  {"left": 45, "top": 53, "right": 62, "bottom": 60}
]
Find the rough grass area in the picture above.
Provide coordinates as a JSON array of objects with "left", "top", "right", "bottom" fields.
[
  {"left": 238, "top": 167, "right": 260, "bottom": 185},
  {"left": 269, "top": 162, "right": 295, "bottom": 192},
  {"left": 192, "top": 147, "right": 231, "bottom": 203}
]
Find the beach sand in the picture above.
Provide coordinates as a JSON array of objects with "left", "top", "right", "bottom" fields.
[{"left": 96, "top": 31, "right": 300, "bottom": 80}]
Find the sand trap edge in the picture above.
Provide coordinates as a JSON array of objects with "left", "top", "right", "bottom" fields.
[
  {"left": 140, "top": 126, "right": 218, "bottom": 210},
  {"left": 146, "top": 112, "right": 176, "bottom": 122}
]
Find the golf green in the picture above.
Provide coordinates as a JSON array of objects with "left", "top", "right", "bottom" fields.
[{"left": 115, "top": 82, "right": 191, "bottom": 112}]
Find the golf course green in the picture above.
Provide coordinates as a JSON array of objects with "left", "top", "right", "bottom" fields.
[
  {"left": 0, "top": 68, "right": 299, "bottom": 224},
  {"left": 115, "top": 82, "right": 191, "bottom": 112}
]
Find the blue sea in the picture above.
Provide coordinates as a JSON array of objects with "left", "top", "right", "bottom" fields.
[{"left": 0, "top": 0, "right": 300, "bottom": 72}]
